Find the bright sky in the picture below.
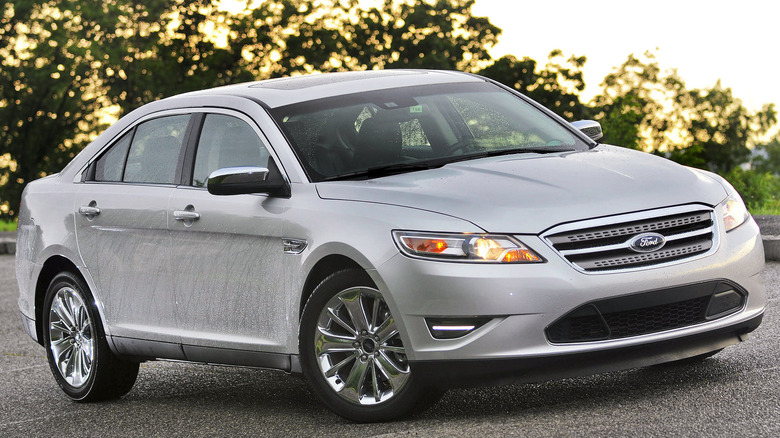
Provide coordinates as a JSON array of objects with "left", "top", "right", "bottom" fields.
[{"left": 472, "top": 0, "right": 780, "bottom": 113}]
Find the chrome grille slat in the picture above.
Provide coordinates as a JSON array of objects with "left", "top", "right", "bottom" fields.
[
  {"left": 545, "top": 208, "right": 716, "bottom": 272},
  {"left": 573, "top": 240, "right": 713, "bottom": 271},
  {"left": 546, "top": 211, "right": 711, "bottom": 246},
  {"left": 558, "top": 226, "right": 715, "bottom": 257}
]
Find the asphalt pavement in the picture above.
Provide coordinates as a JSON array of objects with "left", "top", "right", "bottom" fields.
[{"left": 1, "top": 254, "right": 778, "bottom": 437}]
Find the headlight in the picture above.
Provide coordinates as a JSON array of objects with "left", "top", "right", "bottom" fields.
[
  {"left": 721, "top": 195, "right": 749, "bottom": 232},
  {"left": 393, "top": 231, "right": 543, "bottom": 263}
]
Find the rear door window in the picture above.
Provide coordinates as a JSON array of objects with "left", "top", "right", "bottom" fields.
[{"left": 123, "top": 115, "right": 190, "bottom": 184}]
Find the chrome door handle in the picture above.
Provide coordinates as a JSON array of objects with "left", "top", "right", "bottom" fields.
[
  {"left": 173, "top": 210, "right": 200, "bottom": 221},
  {"left": 78, "top": 206, "right": 101, "bottom": 216}
]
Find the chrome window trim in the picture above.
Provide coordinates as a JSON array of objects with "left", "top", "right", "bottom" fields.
[
  {"left": 73, "top": 107, "right": 291, "bottom": 187},
  {"left": 73, "top": 108, "right": 195, "bottom": 184}
]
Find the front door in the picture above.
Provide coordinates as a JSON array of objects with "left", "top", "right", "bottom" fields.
[{"left": 168, "top": 112, "right": 290, "bottom": 353}]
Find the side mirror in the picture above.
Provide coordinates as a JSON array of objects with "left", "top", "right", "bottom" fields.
[
  {"left": 207, "top": 163, "right": 290, "bottom": 197},
  {"left": 571, "top": 120, "right": 603, "bottom": 142}
]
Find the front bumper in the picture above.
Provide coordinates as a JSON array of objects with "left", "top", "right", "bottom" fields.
[
  {"left": 373, "top": 216, "right": 765, "bottom": 365},
  {"left": 411, "top": 312, "right": 763, "bottom": 388}
]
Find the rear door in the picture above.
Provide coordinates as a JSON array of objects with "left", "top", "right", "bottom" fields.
[{"left": 75, "top": 114, "right": 191, "bottom": 346}]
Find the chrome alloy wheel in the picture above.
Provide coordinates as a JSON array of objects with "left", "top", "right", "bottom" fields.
[
  {"left": 314, "top": 287, "right": 410, "bottom": 405},
  {"left": 48, "top": 286, "right": 95, "bottom": 388}
]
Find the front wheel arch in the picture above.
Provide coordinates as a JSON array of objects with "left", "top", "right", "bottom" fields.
[
  {"left": 299, "top": 254, "right": 365, "bottom": 318},
  {"left": 299, "top": 268, "right": 441, "bottom": 422}
]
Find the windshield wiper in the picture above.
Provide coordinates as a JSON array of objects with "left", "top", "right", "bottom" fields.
[
  {"left": 322, "top": 161, "right": 443, "bottom": 181},
  {"left": 321, "top": 147, "right": 575, "bottom": 181},
  {"left": 445, "top": 145, "right": 575, "bottom": 164},
  {"left": 483, "top": 146, "right": 575, "bottom": 156}
]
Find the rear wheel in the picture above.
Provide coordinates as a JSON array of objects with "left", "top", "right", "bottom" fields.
[
  {"left": 43, "top": 272, "right": 139, "bottom": 401},
  {"left": 299, "top": 269, "right": 442, "bottom": 422}
]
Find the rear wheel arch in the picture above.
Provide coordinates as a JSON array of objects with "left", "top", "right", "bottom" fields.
[
  {"left": 42, "top": 270, "right": 139, "bottom": 400},
  {"left": 34, "top": 256, "right": 83, "bottom": 345}
]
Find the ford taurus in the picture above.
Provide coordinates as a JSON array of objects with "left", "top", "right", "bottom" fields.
[{"left": 16, "top": 70, "right": 765, "bottom": 422}]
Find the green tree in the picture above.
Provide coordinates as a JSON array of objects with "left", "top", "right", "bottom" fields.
[
  {"left": 100, "top": 0, "right": 255, "bottom": 114},
  {"left": 592, "top": 52, "right": 776, "bottom": 174},
  {"left": 1, "top": 0, "right": 121, "bottom": 217},
  {"left": 720, "top": 166, "right": 780, "bottom": 213},
  {"left": 478, "top": 50, "right": 589, "bottom": 120},
  {"left": 232, "top": 0, "right": 500, "bottom": 76},
  {"left": 338, "top": 0, "right": 499, "bottom": 71},
  {"left": 670, "top": 82, "right": 776, "bottom": 173},
  {"left": 751, "top": 136, "right": 780, "bottom": 175},
  {"left": 590, "top": 52, "right": 685, "bottom": 151},
  {"left": 0, "top": 0, "right": 501, "bottom": 219}
]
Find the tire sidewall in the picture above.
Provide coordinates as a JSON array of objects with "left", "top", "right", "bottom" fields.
[
  {"left": 299, "top": 269, "right": 426, "bottom": 422},
  {"left": 43, "top": 271, "right": 103, "bottom": 401}
]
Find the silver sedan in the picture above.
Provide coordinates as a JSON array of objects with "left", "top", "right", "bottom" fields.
[{"left": 16, "top": 70, "right": 765, "bottom": 422}]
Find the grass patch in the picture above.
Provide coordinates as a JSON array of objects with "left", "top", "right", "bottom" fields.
[
  {"left": 722, "top": 168, "right": 780, "bottom": 217},
  {"left": 0, "top": 219, "right": 17, "bottom": 232},
  {"left": 752, "top": 206, "right": 780, "bottom": 216}
]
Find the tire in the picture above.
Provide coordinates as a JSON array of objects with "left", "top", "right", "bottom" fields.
[
  {"left": 299, "top": 269, "right": 442, "bottom": 422},
  {"left": 43, "top": 271, "right": 139, "bottom": 401}
]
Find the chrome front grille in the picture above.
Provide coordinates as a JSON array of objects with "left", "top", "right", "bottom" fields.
[{"left": 545, "top": 207, "right": 716, "bottom": 272}]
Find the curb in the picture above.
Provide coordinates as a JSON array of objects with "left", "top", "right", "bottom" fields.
[
  {"left": 762, "top": 235, "right": 780, "bottom": 262},
  {"left": 755, "top": 216, "right": 780, "bottom": 262},
  {"left": 0, "top": 240, "right": 14, "bottom": 255},
  {"left": 0, "top": 231, "right": 14, "bottom": 256},
  {"left": 2, "top": 223, "right": 780, "bottom": 261}
]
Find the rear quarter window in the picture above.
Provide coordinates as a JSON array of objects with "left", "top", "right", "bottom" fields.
[{"left": 93, "top": 132, "right": 131, "bottom": 182}]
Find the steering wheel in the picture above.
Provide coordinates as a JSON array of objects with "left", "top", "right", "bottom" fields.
[{"left": 442, "top": 138, "right": 475, "bottom": 155}]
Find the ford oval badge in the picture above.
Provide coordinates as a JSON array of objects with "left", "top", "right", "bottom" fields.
[{"left": 628, "top": 232, "right": 666, "bottom": 253}]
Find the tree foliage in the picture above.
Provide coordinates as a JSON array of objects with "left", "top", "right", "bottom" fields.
[
  {"left": 592, "top": 52, "right": 777, "bottom": 173},
  {"left": 670, "top": 83, "right": 777, "bottom": 173},
  {"left": 102, "top": 0, "right": 500, "bottom": 114},
  {"left": 1, "top": 0, "right": 117, "bottom": 216},
  {"left": 591, "top": 52, "right": 685, "bottom": 151},
  {"left": 751, "top": 136, "right": 780, "bottom": 175},
  {"left": 721, "top": 166, "right": 780, "bottom": 213},
  {"left": 478, "top": 50, "right": 589, "bottom": 120},
  {"left": 0, "top": 0, "right": 499, "bottom": 218},
  {"left": 1, "top": 1, "right": 778, "bottom": 219}
]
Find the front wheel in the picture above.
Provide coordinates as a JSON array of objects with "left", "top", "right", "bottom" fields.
[
  {"left": 43, "top": 272, "right": 139, "bottom": 401},
  {"left": 299, "top": 269, "right": 441, "bottom": 422}
]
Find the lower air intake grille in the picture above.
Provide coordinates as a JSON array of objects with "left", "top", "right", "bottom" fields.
[
  {"left": 602, "top": 296, "right": 709, "bottom": 338},
  {"left": 546, "top": 280, "right": 745, "bottom": 344}
]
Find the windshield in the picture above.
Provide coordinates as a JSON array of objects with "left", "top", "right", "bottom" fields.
[{"left": 270, "top": 82, "right": 589, "bottom": 182}]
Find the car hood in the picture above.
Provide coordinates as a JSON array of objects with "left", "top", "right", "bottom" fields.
[{"left": 315, "top": 145, "right": 728, "bottom": 234}]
